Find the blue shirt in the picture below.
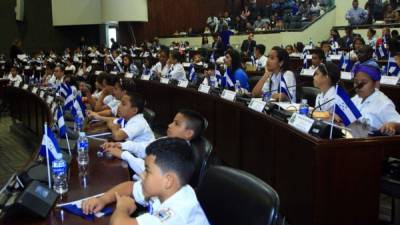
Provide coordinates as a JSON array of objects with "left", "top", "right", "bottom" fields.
[
  {"left": 220, "top": 30, "right": 234, "bottom": 49},
  {"left": 233, "top": 68, "right": 250, "bottom": 91},
  {"left": 346, "top": 7, "right": 368, "bottom": 25}
]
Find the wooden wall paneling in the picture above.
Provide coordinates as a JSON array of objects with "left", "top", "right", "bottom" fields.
[{"left": 239, "top": 110, "right": 276, "bottom": 185}]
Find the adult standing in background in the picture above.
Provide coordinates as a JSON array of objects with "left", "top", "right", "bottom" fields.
[
  {"left": 345, "top": 0, "right": 368, "bottom": 25},
  {"left": 110, "top": 38, "right": 120, "bottom": 51},
  {"left": 241, "top": 32, "right": 256, "bottom": 57},
  {"left": 9, "top": 39, "right": 23, "bottom": 63}
]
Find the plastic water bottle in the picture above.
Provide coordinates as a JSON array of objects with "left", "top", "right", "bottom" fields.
[
  {"left": 52, "top": 157, "right": 68, "bottom": 195},
  {"left": 210, "top": 76, "right": 217, "bottom": 87},
  {"left": 234, "top": 80, "right": 241, "bottom": 93},
  {"left": 299, "top": 99, "right": 309, "bottom": 116},
  {"left": 309, "top": 37, "right": 314, "bottom": 49},
  {"left": 74, "top": 116, "right": 83, "bottom": 132},
  {"left": 77, "top": 132, "right": 89, "bottom": 166}
]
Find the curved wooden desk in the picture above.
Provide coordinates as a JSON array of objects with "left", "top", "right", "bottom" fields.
[
  {"left": 1, "top": 86, "right": 129, "bottom": 225},
  {"left": 135, "top": 79, "right": 400, "bottom": 225}
]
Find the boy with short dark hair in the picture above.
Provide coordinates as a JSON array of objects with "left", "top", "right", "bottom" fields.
[{"left": 82, "top": 138, "right": 210, "bottom": 225}]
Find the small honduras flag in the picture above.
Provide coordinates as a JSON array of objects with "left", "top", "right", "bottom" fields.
[
  {"left": 387, "top": 54, "right": 400, "bottom": 76},
  {"left": 215, "top": 69, "right": 222, "bottom": 85},
  {"left": 279, "top": 75, "right": 293, "bottom": 103},
  {"left": 250, "top": 55, "right": 256, "bottom": 65},
  {"left": 221, "top": 68, "right": 235, "bottom": 88},
  {"left": 142, "top": 65, "right": 150, "bottom": 75},
  {"left": 339, "top": 53, "right": 353, "bottom": 72},
  {"left": 375, "top": 43, "right": 388, "bottom": 59},
  {"left": 188, "top": 64, "right": 196, "bottom": 81},
  {"left": 303, "top": 51, "right": 308, "bottom": 69},
  {"left": 116, "top": 117, "right": 126, "bottom": 128},
  {"left": 210, "top": 52, "right": 215, "bottom": 63},
  {"left": 56, "top": 107, "right": 67, "bottom": 138},
  {"left": 39, "top": 125, "right": 62, "bottom": 164},
  {"left": 333, "top": 85, "right": 362, "bottom": 126},
  {"left": 71, "top": 95, "right": 86, "bottom": 121},
  {"left": 58, "top": 83, "right": 74, "bottom": 110}
]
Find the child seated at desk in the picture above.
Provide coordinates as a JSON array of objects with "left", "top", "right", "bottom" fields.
[
  {"left": 313, "top": 62, "right": 340, "bottom": 114},
  {"left": 102, "top": 110, "right": 207, "bottom": 176},
  {"left": 349, "top": 64, "right": 400, "bottom": 136},
  {"left": 81, "top": 137, "right": 210, "bottom": 225}
]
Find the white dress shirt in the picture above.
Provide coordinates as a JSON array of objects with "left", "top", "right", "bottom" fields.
[
  {"left": 119, "top": 113, "right": 155, "bottom": 158},
  {"left": 351, "top": 89, "right": 400, "bottom": 130},
  {"left": 133, "top": 181, "right": 210, "bottom": 225},
  {"left": 261, "top": 70, "right": 297, "bottom": 103},
  {"left": 315, "top": 86, "right": 336, "bottom": 112}
]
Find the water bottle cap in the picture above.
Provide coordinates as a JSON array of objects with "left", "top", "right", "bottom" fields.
[{"left": 79, "top": 132, "right": 86, "bottom": 137}]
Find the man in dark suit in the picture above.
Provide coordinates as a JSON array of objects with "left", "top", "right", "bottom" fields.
[{"left": 240, "top": 33, "right": 257, "bottom": 57}]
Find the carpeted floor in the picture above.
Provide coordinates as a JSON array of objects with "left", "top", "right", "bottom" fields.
[{"left": 0, "top": 117, "right": 35, "bottom": 186}]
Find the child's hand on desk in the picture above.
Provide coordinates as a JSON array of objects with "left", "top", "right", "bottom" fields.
[
  {"left": 115, "top": 192, "right": 136, "bottom": 215},
  {"left": 101, "top": 142, "right": 121, "bottom": 150},
  {"left": 87, "top": 110, "right": 100, "bottom": 119},
  {"left": 380, "top": 122, "right": 397, "bottom": 136},
  {"left": 104, "top": 147, "right": 123, "bottom": 158},
  {"left": 81, "top": 197, "right": 106, "bottom": 215}
]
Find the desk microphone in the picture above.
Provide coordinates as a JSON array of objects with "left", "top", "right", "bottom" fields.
[
  {"left": 262, "top": 82, "right": 306, "bottom": 96},
  {"left": 310, "top": 97, "right": 335, "bottom": 117}
]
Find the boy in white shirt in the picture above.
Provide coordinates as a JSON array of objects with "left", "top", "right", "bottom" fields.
[
  {"left": 168, "top": 52, "right": 187, "bottom": 81},
  {"left": 7, "top": 65, "right": 23, "bottom": 86},
  {"left": 82, "top": 137, "right": 210, "bottom": 225}
]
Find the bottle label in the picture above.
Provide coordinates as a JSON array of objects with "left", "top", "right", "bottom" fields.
[
  {"left": 299, "top": 107, "right": 309, "bottom": 115},
  {"left": 52, "top": 160, "right": 67, "bottom": 175},
  {"left": 79, "top": 141, "right": 88, "bottom": 149}
]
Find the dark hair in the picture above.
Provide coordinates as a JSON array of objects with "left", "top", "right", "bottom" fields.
[
  {"left": 225, "top": 49, "right": 242, "bottom": 72},
  {"left": 122, "top": 55, "right": 132, "bottom": 64},
  {"left": 368, "top": 28, "right": 376, "bottom": 36},
  {"left": 320, "top": 41, "right": 330, "bottom": 47},
  {"left": 317, "top": 62, "right": 340, "bottom": 86},
  {"left": 178, "top": 109, "right": 207, "bottom": 141},
  {"left": 121, "top": 78, "right": 136, "bottom": 92},
  {"left": 96, "top": 72, "right": 107, "bottom": 84},
  {"left": 54, "top": 64, "right": 65, "bottom": 72},
  {"left": 46, "top": 62, "right": 55, "bottom": 70},
  {"left": 255, "top": 44, "right": 266, "bottom": 55},
  {"left": 352, "top": 37, "right": 365, "bottom": 48},
  {"left": 170, "top": 51, "right": 183, "bottom": 63},
  {"left": 392, "top": 30, "right": 399, "bottom": 37},
  {"left": 159, "top": 47, "right": 170, "bottom": 56},
  {"left": 104, "top": 74, "right": 119, "bottom": 86},
  {"left": 126, "top": 92, "right": 144, "bottom": 113},
  {"left": 294, "top": 42, "right": 305, "bottom": 53},
  {"left": 271, "top": 46, "right": 290, "bottom": 72},
  {"left": 312, "top": 48, "right": 326, "bottom": 62},
  {"left": 145, "top": 137, "right": 195, "bottom": 186}
]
